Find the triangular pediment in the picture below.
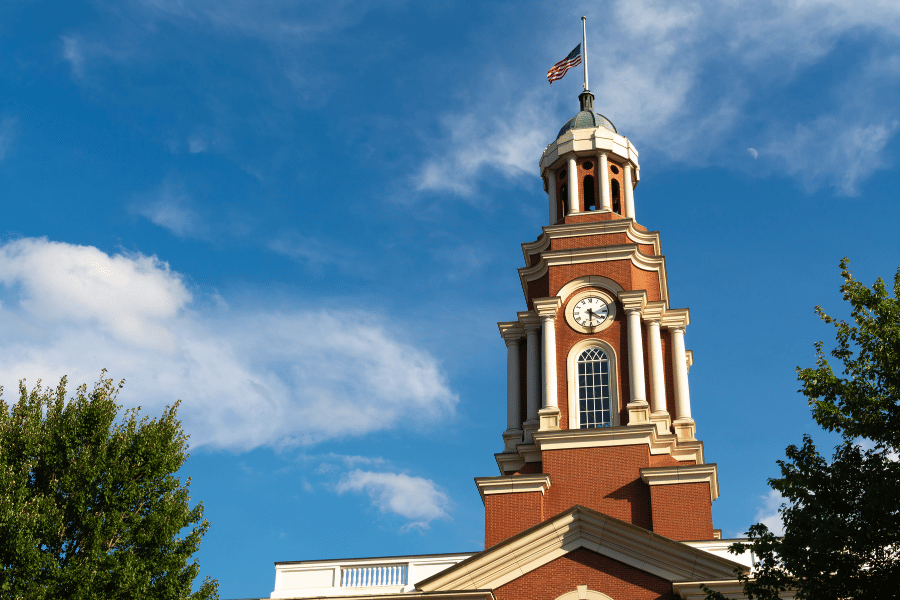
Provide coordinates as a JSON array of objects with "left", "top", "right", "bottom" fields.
[{"left": 417, "top": 506, "right": 745, "bottom": 592}]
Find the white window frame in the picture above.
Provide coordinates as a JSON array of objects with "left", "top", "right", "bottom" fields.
[{"left": 567, "top": 338, "right": 621, "bottom": 429}]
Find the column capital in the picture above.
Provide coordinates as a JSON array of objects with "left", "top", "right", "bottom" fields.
[
  {"left": 597, "top": 150, "right": 608, "bottom": 157},
  {"left": 661, "top": 307, "right": 690, "bottom": 329},
  {"left": 642, "top": 301, "right": 666, "bottom": 323},
  {"left": 517, "top": 310, "right": 542, "bottom": 331},
  {"left": 532, "top": 297, "right": 562, "bottom": 319},
  {"left": 618, "top": 290, "right": 647, "bottom": 315},
  {"left": 498, "top": 321, "right": 525, "bottom": 343}
]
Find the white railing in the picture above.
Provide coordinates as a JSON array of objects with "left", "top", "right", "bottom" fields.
[{"left": 341, "top": 564, "right": 408, "bottom": 587}]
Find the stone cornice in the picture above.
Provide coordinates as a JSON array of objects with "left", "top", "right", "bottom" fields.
[
  {"left": 521, "top": 220, "right": 662, "bottom": 262},
  {"left": 517, "top": 244, "right": 670, "bottom": 310},
  {"left": 417, "top": 506, "right": 744, "bottom": 593},
  {"left": 497, "top": 322, "right": 524, "bottom": 341},
  {"left": 474, "top": 474, "right": 552, "bottom": 503},
  {"left": 529, "top": 426, "right": 705, "bottom": 465},
  {"left": 532, "top": 297, "right": 562, "bottom": 318},
  {"left": 640, "top": 464, "right": 719, "bottom": 501},
  {"left": 539, "top": 127, "right": 639, "bottom": 178},
  {"left": 642, "top": 301, "right": 666, "bottom": 322},
  {"left": 661, "top": 308, "right": 690, "bottom": 329},
  {"left": 618, "top": 290, "right": 647, "bottom": 314},
  {"left": 673, "top": 580, "right": 795, "bottom": 600}
]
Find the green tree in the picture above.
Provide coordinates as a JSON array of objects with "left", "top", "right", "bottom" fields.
[
  {"left": 0, "top": 373, "right": 218, "bottom": 599},
  {"left": 705, "top": 259, "right": 900, "bottom": 599}
]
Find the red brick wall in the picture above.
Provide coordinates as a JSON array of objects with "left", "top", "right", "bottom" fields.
[
  {"left": 494, "top": 547, "right": 676, "bottom": 600},
  {"left": 484, "top": 491, "right": 544, "bottom": 548},
  {"left": 542, "top": 446, "right": 652, "bottom": 529},
  {"left": 648, "top": 482, "right": 714, "bottom": 540}
]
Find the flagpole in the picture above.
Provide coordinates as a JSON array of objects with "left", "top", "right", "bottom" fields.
[{"left": 581, "top": 16, "right": 589, "bottom": 91}]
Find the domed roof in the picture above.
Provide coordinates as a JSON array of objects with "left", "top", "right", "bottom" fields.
[{"left": 557, "top": 110, "right": 617, "bottom": 138}]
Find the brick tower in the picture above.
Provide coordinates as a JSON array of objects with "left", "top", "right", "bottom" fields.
[
  {"left": 477, "top": 88, "right": 718, "bottom": 547},
  {"left": 268, "top": 90, "right": 758, "bottom": 600}
]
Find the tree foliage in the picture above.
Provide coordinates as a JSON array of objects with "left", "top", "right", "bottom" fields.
[
  {"left": 0, "top": 374, "right": 217, "bottom": 599},
  {"left": 705, "top": 259, "right": 900, "bottom": 600}
]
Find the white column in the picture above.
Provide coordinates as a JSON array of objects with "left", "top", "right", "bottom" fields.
[
  {"left": 671, "top": 327, "right": 692, "bottom": 422},
  {"left": 567, "top": 157, "right": 578, "bottom": 214},
  {"left": 541, "top": 314, "right": 558, "bottom": 411},
  {"left": 505, "top": 337, "right": 521, "bottom": 431},
  {"left": 646, "top": 320, "right": 669, "bottom": 432},
  {"left": 525, "top": 326, "right": 541, "bottom": 427},
  {"left": 623, "top": 163, "right": 635, "bottom": 220},
  {"left": 625, "top": 309, "right": 647, "bottom": 406},
  {"left": 547, "top": 171, "right": 558, "bottom": 224},
  {"left": 598, "top": 152, "right": 611, "bottom": 211}
]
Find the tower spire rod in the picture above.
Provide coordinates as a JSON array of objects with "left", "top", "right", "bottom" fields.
[{"left": 581, "top": 16, "right": 589, "bottom": 91}]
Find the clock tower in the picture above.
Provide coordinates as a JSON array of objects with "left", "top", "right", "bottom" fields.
[{"left": 477, "top": 89, "right": 717, "bottom": 548}]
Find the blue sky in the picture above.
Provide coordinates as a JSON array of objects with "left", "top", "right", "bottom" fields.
[{"left": 1, "top": 0, "right": 899, "bottom": 597}]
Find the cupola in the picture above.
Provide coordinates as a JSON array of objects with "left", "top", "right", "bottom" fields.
[{"left": 540, "top": 90, "right": 640, "bottom": 225}]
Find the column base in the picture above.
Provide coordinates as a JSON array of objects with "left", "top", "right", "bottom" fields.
[
  {"left": 538, "top": 407, "right": 561, "bottom": 431},
  {"left": 522, "top": 419, "right": 539, "bottom": 444},
  {"left": 626, "top": 401, "right": 651, "bottom": 426},
  {"left": 650, "top": 410, "right": 672, "bottom": 436},
  {"left": 502, "top": 428, "right": 524, "bottom": 452},
  {"left": 673, "top": 417, "right": 696, "bottom": 441}
]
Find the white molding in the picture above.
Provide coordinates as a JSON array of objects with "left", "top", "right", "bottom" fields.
[
  {"left": 566, "top": 339, "right": 621, "bottom": 429},
  {"left": 474, "top": 474, "right": 552, "bottom": 503},
  {"left": 556, "top": 275, "right": 625, "bottom": 304},
  {"left": 531, "top": 426, "right": 705, "bottom": 465},
  {"left": 554, "top": 586, "right": 613, "bottom": 600},
  {"left": 673, "top": 580, "right": 795, "bottom": 600},
  {"left": 417, "top": 507, "right": 745, "bottom": 593},
  {"left": 494, "top": 452, "right": 525, "bottom": 474},
  {"left": 521, "top": 220, "right": 662, "bottom": 263},
  {"left": 518, "top": 244, "right": 669, "bottom": 310},
  {"left": 639, "top": 464, "right": 719, "bottom": 501},
  {"left": 539, "top": 127, "right": 640, "bottom": 180}
]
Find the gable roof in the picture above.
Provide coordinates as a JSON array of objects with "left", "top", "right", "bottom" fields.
[{"left": 417, "top": 506, "right": 746, "bottom": 592}]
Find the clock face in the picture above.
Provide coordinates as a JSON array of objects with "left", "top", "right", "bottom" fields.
[{"left": 573, "top": 296, "right": 610, "bottom": 327}]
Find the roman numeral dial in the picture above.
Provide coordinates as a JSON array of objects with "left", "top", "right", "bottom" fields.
[{"left": 573, "top": 296, "right": 610, "bottom": 327}]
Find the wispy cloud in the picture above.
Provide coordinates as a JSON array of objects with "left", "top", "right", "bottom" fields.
[
  {"left": 753, "top": 489, "right": 786, "bottom": 536},
  {"left": 336, "top": 469, "right": 451, "bottom": 530},
  {"left": 132, "top": 178, "right": 206, "bottom": 239},
  {"left": 764, "top": 117, "right": 900, "bottom": 195},
  {"left": 0, "top": 238, "right": 458, "bottom": 451},
  {"left": 415, "top": 0, "right": 900, "bottom": 199}
]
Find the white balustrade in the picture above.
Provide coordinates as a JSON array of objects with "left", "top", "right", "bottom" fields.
[{"left": 341, "top": 564, "right": 408, "bottom": 588}]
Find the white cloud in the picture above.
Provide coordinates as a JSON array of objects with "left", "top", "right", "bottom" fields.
[
  {"left": 763, "top": 117, "right": 899, "bottom": 195},
  {"left": 753, "top": 489, "right": 786, "bottom": 536},
  {"left": 416, "top": 0, "right": 900, "bottom": 199},
  {"left": 0, "top": 238, "right": 458, "bottom": 451},
  {"left": 133, "top": 178, "right": 206, "bottom": 238},
  {"left": 336, "top": 469, "right": 450, "bottom": 529},
  {"left": 61, "top": 36, "right": 86, "bottom": 77}
]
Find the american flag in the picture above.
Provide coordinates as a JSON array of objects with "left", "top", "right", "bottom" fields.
[{"left": 547, "top": 44, "right": 581, "bottom": 85}]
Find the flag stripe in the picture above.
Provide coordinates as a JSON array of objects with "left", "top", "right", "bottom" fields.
[{"left": 547, "top": 44, "right": 581, "bottom": 85}]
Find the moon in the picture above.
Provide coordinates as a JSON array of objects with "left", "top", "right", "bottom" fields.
[{"left": 747, "top": 148, "right": 758, "bottom": 159}]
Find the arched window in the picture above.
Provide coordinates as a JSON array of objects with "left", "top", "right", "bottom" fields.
[
  {"left": 611, "top": 179, "right": 621, "bottom": 214},
  {"left": 583, "top": 175, "right": 596, "bottom": 211},
  {"left": 560, "top": 184, "right": 568, "bottom": 214},
  {"left": 576, "top": 347, "right": 612, "bottom": 428}
]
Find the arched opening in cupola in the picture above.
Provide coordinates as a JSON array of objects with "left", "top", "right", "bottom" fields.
[
  {"left": 611, "top": 179, "right": 621, "bottom": 214},
  {"left": 583, "top": 175, "right": 596, "bottom": 211}
]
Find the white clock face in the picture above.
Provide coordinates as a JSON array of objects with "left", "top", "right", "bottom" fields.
[{"left": 573, "top": 296, "right": 609, "bottom": 327}]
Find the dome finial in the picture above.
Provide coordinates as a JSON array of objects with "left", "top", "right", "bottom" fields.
[{"left": 579, "top": 90, "right": 594, "bottom": 113}]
